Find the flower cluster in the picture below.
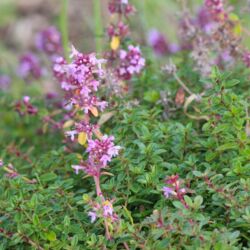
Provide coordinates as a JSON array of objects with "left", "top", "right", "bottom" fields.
[
  {"left": 243, "top": 51, "right": 250, "bottom": 68},
  {"left": 66, "top": 121, "right": 98, "bottom": 141},
  {"left": 53, "top": 45, "right": 121, "bottom": 232},
  {"left": 162, "top": 175, "right": 187, "bottom": 206},
  {"left": 36, "top": 26, "right": 62, "bottom": 56},
  {"left": 147, "top": 29, "right": 179, "bottom": 57},
  {"left": 117, "top": 45, "right": 145, "bottom": 80},
  {"left": 174, "top": 0, "right": 245, "bottom": 76},
  {"left": 107, "top": 0, "right": 135, "bottom": 53},
  {"left": 108, "top": 0, "right": 135, "bottom": 16},
  {"left": 17, "top": 53, "right": 42, "bottom": 80},
  {"left": 205, "top": 0, "right": 225, "bottom": 21},
  {"left": 72, "top": 135, "right": 121, "bottom": 177},
  {"left": 88, "top": 199, "right": 118, "bottom": 223},
  {"left": 107, "top": 22, "right": 129, "bottom": 40},
  {"left": 15, "top": 96, "right": 38, "bottom": 116},
  {"left": 87, "top": 135, "right": 121, "bottom": 167},
  {"left": 196, "top": 6, "right": 215, "bottom": 33},
  {"left": 53, "top": 46, "right": 107, "bottom": 114}
]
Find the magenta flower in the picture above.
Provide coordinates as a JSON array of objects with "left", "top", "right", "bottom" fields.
[
  {"left": 15, "top": 96, "right": 38, "bottom": 116},
  {"left": 75, "top": 121, "right": 98, "bottom": 137},
  {"left": 243, "top": 52, "right": 250, "bottom": 68},
  {"left": 196, "top": 6, "right": 216, "bottom": 33},
  {"left": 53, "top": 46, "right": 107, "bottom": 114},
  {"left": 205, "top": 0, "right": 225, "bottom": 21},
  {"left": 108, "top": 0, "right": 135, "bottom": 16},
  {"left": 107, "top": 22, "right": 129, "bottom": 39},
  {"left": 36, "top": 26, "right": 62, "bottom": 56},
  {"left": 117, "top": 45, "right": 145, "bottom": 80},
  {"left": 147, "top": 29, "right": 179, "bottom": 57},
  {"left": 17, "top": 53, "right": 42, "bottom": 80},
  {"left": 87, "top": 135, "right": 121, "bottom": 167}
]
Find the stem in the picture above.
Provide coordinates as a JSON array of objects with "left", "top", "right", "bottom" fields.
[
  {"left": 93, "top": 0, "right": 103, "bottom": 53},
  {"left": 123, "top": 242, "right": 130, "bottom": 250},
  {"left": 60, "top": 0, "right": 69, "bottom": 60},
  {"left": 173, "top": 72, "right": 193, "bottom": 96},
  {"left": 94, "top": 175, "right": 102, "bottom": 197},
  {"left": 93, "top": 175, "right": 111, "bottom": 240}
]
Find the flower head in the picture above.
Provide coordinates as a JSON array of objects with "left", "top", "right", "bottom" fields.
[
  {"left": 88, "top": 211, "right": 97, "bottom": 223},
  {"left": 107, "top": 22, "right": 129, "bottom": 39},
  {"left": 36, "top": 26, "right": 62, "bottom": 56},
  {"left": 243, "top": 51, "right": 250, "bottom": 68},
  {"left": 162, "top": 186, "right": 175, "bottom": 198},
  {"left": 117, "top": 45, "right": 145, "bottom": 80},
  {"left": 148, "top": 29, "right": 179, "bottom": 57},
  {"left": 53, "top": 46, "right": 107, "bottom": 114},
  {"left": 102, "top": 200, "right": 113, "bottom": 217},
  {"left": 87, "top": 135, "right": 121, "bottom": 167},
  {"left": 17, "top": 53, "right": 42, "bottom": 80},
  {"left": 108, "top": 0, "right": 135, "bottom": 16},
  {"left": 205, "top": 0, "right": 225, "bottom": 21}
]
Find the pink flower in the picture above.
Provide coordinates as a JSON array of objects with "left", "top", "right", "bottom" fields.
[
  {"left": 108, "top": 0, "right": 135, "bottom": 16},
  {"left": 88, "top": 211, "right": 97, "bottom": 223},
  {"left": 72, "top": 165, "right": 86, "bottom": 175},
  {"left": 87, "top": 135, "right": 121, "bottom": 167},
  {"left": 36, "top": 26, "right": 62, "bottom": 56},
  {"left": 196, "top": 6, "right": 216, "bottom": 33},
  {"left": 117, "top": 45, "right": 145, "bottom": 80},
  {"left": 205, "top": 0, "right": 225, "bottom": 21},
  {"left": 65, "top": 130, "right": 78, "bottom": 141},
  {"left": 15, "top": 96, "right": 38, "bottom": 116},
  {"left": 23, "top": 96, "right": 30, "bottom": 104},
  {"left": 107, "top": 22, "right": 129, "bottom": 39},
  {"left": 53, "top": 46, "right": 107, "bottom": 113},
  {"left": 148, "top": 29, "right": 179, "bottom": 57},
  {"left": 243, "top": 52, "right": 250, "bottom": 68},
  {"left": 17, "top": 53, "right": 42, "bottom": 80},
  {"left": 103, "top": 201, "right": 113, "bottom": 217},
  {"left": 75, "top": 121, "right": 98, "bottom": 138},
  {"left": 162, "top": 186, "right": 175, "bottom": 198}
]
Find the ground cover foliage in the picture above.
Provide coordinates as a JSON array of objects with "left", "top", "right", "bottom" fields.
[{"left": 0, "top": 0, "right": 250, "bottom": 249}]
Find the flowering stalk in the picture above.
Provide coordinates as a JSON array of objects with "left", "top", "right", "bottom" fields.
[{"left": 53, "top": 45, "right": 120, "bottom": 240}]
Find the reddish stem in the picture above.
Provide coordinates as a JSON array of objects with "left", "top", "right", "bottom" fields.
[{"left": 93, "top": 174, "right": 111, "bottom": 240}]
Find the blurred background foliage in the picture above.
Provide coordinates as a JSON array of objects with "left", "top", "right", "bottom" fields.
[{"left": 0, "top": 0, "right": 250, "bottom": 64}]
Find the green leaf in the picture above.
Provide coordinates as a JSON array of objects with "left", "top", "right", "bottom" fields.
[
  {"left": 216, "top": 143, "right": 238, "bottom": 152},
  {"left": 184, "top": 195, "right": 193, "bottom": 207},
  {"left": 194, "top": 195, "right": 203, "bottom": 209},
  {"left": 40, "top": 173, "right": 57, "bottom": 183},
  {"left": 144, "top": 90, "right": 160, "bottom": 103},
  {"left": 45, "top": 231, "right": 57, "bottom": 241}
]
